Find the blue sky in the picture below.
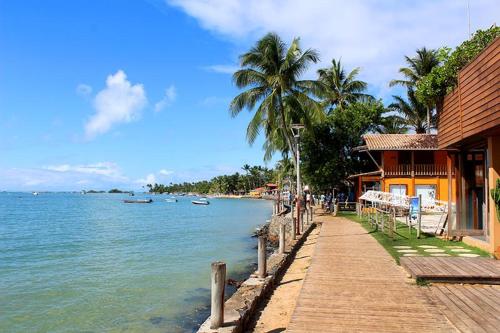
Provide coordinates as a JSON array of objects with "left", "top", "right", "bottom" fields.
[{"left": 0, "top": 0, "right": 498, "bottom": 191}]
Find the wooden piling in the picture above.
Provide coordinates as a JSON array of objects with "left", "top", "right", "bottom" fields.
[
  {"left": 210, "top": 261, "right": 226, "bottom": 329},
  {"left": 258, "top": 236, "right": 267, "bottom": 278},
  {"left": 279, "top": 223, "right": 285, "bottom": 254}
]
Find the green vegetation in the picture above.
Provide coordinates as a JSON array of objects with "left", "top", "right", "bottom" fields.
[
  {"left": 416, "top": 26, "right": 500, "bottom": 109},
  {"left": 389, "top": 47, "right": 439, "bottom": 133},
  {"left": 338, "top": 211, "right": 490, "bottom": 264},
  {"left": 315, "top": 58, "right": 373, "bottom": 113},
  {"left": 146, "top": 165, "right": 275, "bottom": 194},
  {"left": 230, "top": 33, "right": 324, "bottom": 163},
  {"left": 300, "top": 101, "right": 384, "bottom": 190},
  {"left": 225, "top": 28, "right": 497, "bottom": 191},
  {"left": 108, "top": 189, "right": 130, "bottom": 194},
  {"left": 491, "top": 179, "right": 500, "bottom": 221},
  {"left": 388, "top": 89, "right": 433, "bottom": 134}
]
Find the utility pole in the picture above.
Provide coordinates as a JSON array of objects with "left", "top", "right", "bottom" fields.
[{"left": 291, "top": 124, "right": 304, "bottom": 235}]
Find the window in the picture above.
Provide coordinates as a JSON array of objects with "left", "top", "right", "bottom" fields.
[
  {"left": 415, "top": 185, "right": 436, "bottom": 204},
  {"left": 389, "top": 184, "right": 407, "bottom": 196}
]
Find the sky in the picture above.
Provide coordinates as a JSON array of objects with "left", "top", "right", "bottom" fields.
[{"left": 0, "top": 0, "right": 498, "bottom": 191}]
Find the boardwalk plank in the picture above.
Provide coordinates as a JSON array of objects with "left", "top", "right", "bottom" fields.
[{"left": 286, "top": 216, "right": 456, "bottom": 333}]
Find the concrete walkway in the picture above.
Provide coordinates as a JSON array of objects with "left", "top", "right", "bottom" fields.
[{"left": 287, "top": 214, "right": 456, "bottom": 332}]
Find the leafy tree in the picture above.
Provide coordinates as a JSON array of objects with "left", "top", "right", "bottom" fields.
[
  {"left": 389, "top": 89, "right": 433, "bottom": 134},
  {"left": 230, "top": 33, "right": 324, "bottom": 165},
  {"left": 416, "top": 26, "right": 500, "bottom": 111},
  {"left": 301, "top": 100, "right": 384, "bottom": 190},
  {"left": 315, "top": 59, "right": 372, "bottom": 113},
  {"left": 375, "top": 115, "right": 409, "bottom": 134},
  {"left": 390, "top": 47, "right": 439, "bottom": 133},
  {"left": 389, "top": 47, "right": 439, "bottom": 88}
]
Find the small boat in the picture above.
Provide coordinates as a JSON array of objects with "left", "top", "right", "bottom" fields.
[
  {"left": 123, "top": 199, "right": 153, "bottom": 204},
  {"left": 192, "top": 198, "right": 210, "bottom": 205},
  {"left": 32, "top": 192, "right": 39, "bottom": 196},
  {"left": 165, "top": 197, "right": 178, "bottom": 203}
]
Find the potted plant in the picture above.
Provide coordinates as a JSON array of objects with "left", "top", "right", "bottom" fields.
[{"left": 491, "top": 179, "right": 500, "bottom": 221}]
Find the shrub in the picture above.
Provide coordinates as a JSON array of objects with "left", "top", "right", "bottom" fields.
[{"left": 416, "top": 26, "right": 500, "bottom": 107}]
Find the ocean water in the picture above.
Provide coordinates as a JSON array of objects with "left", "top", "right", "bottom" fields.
[{"left": 0, "top": 192, "right": 272, "bottom": 333}]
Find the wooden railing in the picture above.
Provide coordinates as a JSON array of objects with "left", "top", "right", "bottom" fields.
[{"left": 384, "top": 164, "right": 447, "bottom": 176}]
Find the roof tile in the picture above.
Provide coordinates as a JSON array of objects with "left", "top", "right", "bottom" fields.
[{"left": 362, "top": 134, "right": 438, "bottom": 150}]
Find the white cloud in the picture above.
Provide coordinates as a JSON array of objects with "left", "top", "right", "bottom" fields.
[
  {"left": 167, "top": 0, "right": 500, "bottom": 98},
  {"left": 159, "top": 169, "right": 174, "bottom": 176},
  {"left": 76, "top": 83, "right": 92, "bottom": 97},
  {"left": 45, "top": 162, "right": 125, "bottom": 179},
  {"left": 0, "top": 162, "right": 130, "bottom": 191},
  {"left": 85, "top": 70, "right": 147, "bottom": 139},
  {"left": 154, "top": 85, "right": 177, "bottom": 112},
  {"left": 136, "top": 173, "right": 157, "bottom": 185},
  {"left": 203, "top": 64, "right": 239, "bottom": 74}
]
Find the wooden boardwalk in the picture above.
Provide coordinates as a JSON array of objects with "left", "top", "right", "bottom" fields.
[
  {"left": 401, "top": 257, "right": 500, "bottom": 284},
  {"left": 287, "top": 215, "right": 456, "bottom": 332},
  {"left": 426, "top": 284, "right": 500, "bottom": 333}
]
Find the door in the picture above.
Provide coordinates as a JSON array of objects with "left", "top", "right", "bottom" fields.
[{"left": 451, "top": 151, "right": 487, "bottom": 237}]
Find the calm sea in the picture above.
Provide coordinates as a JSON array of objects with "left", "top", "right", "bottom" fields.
[{"left": 0, "top": 192, "right": 272, "bottom": 332}]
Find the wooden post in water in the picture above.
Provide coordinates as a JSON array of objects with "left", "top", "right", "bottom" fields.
[
  {"left": 279, "top": 223, "right": 285, "bottom": 254},
  {"left": 258, "top": 236, "right": 267, "bottom": 278},
  {"left": 210, "top": 261, "right": 226, "bottom": 329}
]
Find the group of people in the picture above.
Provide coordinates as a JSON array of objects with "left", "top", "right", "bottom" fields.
[
  {"left": 319, "top": 191, "right": 354, "bottom": 212},
  {"left": 282, "top": 189, "right": 354, "bottom": 214}
]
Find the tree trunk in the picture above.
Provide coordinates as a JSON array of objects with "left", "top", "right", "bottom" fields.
[{"left": 426, "top": 106, "right": 431, "bottom": 134}]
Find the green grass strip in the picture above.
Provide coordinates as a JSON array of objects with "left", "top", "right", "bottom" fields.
[{"left": 338, "top": 211, "right": 491, "bottom": 264}]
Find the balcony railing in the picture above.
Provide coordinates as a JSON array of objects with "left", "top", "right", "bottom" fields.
[{"left": 384, "top": 164, "right": 448, "bottom": 176}]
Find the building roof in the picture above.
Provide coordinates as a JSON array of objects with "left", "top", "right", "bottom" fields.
[{"left": 359, "top": 134, "right": 439, "bottom": 151}]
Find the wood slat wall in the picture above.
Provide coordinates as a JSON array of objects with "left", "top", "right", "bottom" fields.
[{"left": 438, "top": 37, "right": 500, "bottom": 149}]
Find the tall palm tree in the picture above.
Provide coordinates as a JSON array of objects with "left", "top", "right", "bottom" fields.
[
  {"left": 375, "top": 115, "right": 409, "bottom": 134},
  {"left": 390, "top": 47, "right": 439, "bottom": 133},
  {"left": 315, "top": 59, "right": 372, "bottom": 113},
  {"left": 230, "top": 33, "right": 323, "bottom": 166},
  {"left": 389, "top": 90, "right": 433, "bottom": 134}
]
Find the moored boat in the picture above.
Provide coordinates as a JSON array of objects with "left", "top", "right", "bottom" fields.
[
  {"left": 123, "top": 199, "right": 153, "bottom": 204},
  {"left": 192, "top": 198, "right": 210, "bottom": 205}
]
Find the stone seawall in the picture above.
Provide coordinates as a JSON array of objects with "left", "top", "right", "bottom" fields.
[{"left": 196, "top": 218, "right": 316, "bottom": 333}]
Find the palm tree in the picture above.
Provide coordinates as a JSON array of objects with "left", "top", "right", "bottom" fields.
[
  {"left": 389, "top": 90, "right": 433, "bottom": 134},
  {"left": 230, "top": 33, "right": 323, "bottom": 165},
  {"left": 390, "top": 47, "right": 439, "bottom": 133},
  {"left": 315, "top": 59, "right": 372, "bottom": 113},
  {"left": 376, "top": 115, "right": 409, "bottom": 134}
]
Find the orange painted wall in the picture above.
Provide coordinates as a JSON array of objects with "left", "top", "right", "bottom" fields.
[{"left": 383, "top": 176, "right": 450, "bottom": 201}]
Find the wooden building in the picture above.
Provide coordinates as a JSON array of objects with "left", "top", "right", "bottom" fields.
[
  {"left": 438, "top": 37, "right": 500, "bottom": 258},
  {"left": 350, "top": 134, "right": 452, "bottom": 203}
]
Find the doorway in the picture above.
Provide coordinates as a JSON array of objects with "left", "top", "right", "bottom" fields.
[{"left": 461, "top": 152, "right": 486, "bottom": 231}]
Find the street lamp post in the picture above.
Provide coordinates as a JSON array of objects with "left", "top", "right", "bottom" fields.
[{"left": 291, "top": 124, "right": 304, "bottom": 235}]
